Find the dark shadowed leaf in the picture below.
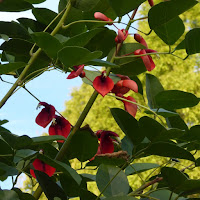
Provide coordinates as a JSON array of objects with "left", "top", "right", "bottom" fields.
[
  {"left": 185, "top": 28, "right": 200, "bottom": 55},
  {"left": 0, "top": 0, "right": 33, "bottom": 12},
  {"left": 73, "top": 0, "right": 101, "bottom": 11},
  {"left": 0, "top": 190, "right": 20, "bottom": 200},
  {"left": 0, "top": 163, "right": 18, "bottom": 181},
  {"left": 145, "top": 142, "right": 195, "bottom": 161},
  {"left": 108, "top": 0, "right": 145, "bottom": 17},
  {"left": 161, "top": 167, "right": 188, "bottom": 190},
  {"left": 146, "top": 74, "right": 164, "bottom": 109},
  {"left": 96, "top": 164, "right": 129, "bottom": 197},
  {"left": 155, "top": 90, "right": 199, "bottom": 110},
  {"left": 121, "top": 136, "right": 134, "bottom": 156},
  {"left": 147, "top": 189, "right": 180, "bottom": 200},
  {"left": 139, "top": 116, "right": 166, "bottom": 142},
  {"left": 64, "top": 130, "right": 98, "bottom": 162},
  {"left": 0, "top": 21, "right": 31, "bottom": 40},
  {"left": 111, "top": 108, "right": 144, "bottom": 145},
  {"left": 154, "top": 16, "right": 185, "bottom": 45},
  {"left": 34, "top": 170, "right": 68, "bottom": 200},
  {"left": 166, "top": 115, "right": 188, "bottom": 131},
  {"left": 104, "top": 196, "right": 137, "bottom": 200},
  {"left": 125, "top": 163, "right": 159, "bottom": 176},
  {"left": 177, "top": 180, "right": 200, "bottom": 196},
  {"left": 63, "top": 28, "right": 104, "bottom": 47},
  {"left": 13, "top": 188, "right": 36, "bottom": 200},
  {"left": 58, "top": 46, "right": 102, "bottom": 69},
  {"left": 148, "top": 0, "right": 197, "bottom": 30},
  {"left": 0, "top": 63, "right": 26, "bottom": 75},
  {"left": 24, "top": 0, "right": 46, "bottom": 3},
  {"left": 174, "top": 39, "right": 186, "bottom": 51},
  {"left": 86, "top": 59, "right": 119, "bottom": 68},
  {"left": 31, "top": 32, "right": 62, "bottom": 59}
]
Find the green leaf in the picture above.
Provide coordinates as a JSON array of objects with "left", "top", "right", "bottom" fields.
[
  {"left": 0, "top": 62, "right": 26, "bottom": 75},
  {"left": 58, "top": 46, "right": 102, "bottom": 69},
  {"left": 155, "top": 90, "right": 199, "bottom": 110},
  {"left": 32, "top": 8, "right": 58, "bottom": 28},
  {"left": 31, "top": 32, "right": 62, "bottom": 59},
  {"left": 145, "top": 142, "right": 195, "bottom": 161},
  {"left": 148, "top": 0, "right": 198, "bottom": 30},
  {"left": 185, "top": 28, "right": 200, "bottom": 55},
  {"left": 0, "top": 190, "right": 20, "bottom": 200},
  {"left": 0, "top": 120, "right": 8, "bottom": 125},
  {"left": 64, "top": 130, "right": 98, "bottom": 162},
  {"left": 161, "top": 167, "right": 188, "bottom": 190},
  {"left": 125, "top": 163, "right": 159, "bottom": 176},
  {"left": 0, "top": 21, "right": 31, "bottom": 40},
  {"left": 108, "top": 0, "right": 145, "bottom": 17},
  {"left": 146, "top": 73, "right": 164, "bottom": 109},
  {"left": 96, "top": 164, "right": 129, "bottom": 197},
  {"left": 86, "top": 59, "right": 119, "bottom": 68},
  {"left": 14, "top": 149, "right": 37, "bottom": 163},
  {"left": 63, "top": 28, "right": 104, "bottom": 47},
  {"left": 82, "top": 70, "right": 120, "bottom": 86},
  {"left": 154, "top": 16, "right": 185, "bottom": 45},
  {"left": 148, "top": 189, "right": 180, "bottom": 200},
  {"left": 86, "top": 29, "right": 116, "bottom": 58},
  {"left": 73, "top": 0, "right": 101, "bottom": 11},
  {"left": 12, "top": 188, "right": 36, "bottom": 200},
  {"left": 174, "top": 39, "right": 186, "bottom": 51},
  {"left": 17, "top": 18, "right": 46, "bottom": 32},
  {"left": 0, "top": 0, "right": 33, "bottom": 12},
  {"left": 31, "top": 135, "right": 66, "bottom": 145},
  {"left": 145, "top": 108, "right": 178, "bottom": 118},
  {"left": 121, "top": 136, "right": 134, "bottom": 156},
  {"left": 139, "top": 116, "right": 166, "bottom": 142},
  {"left": 0, "top": 138, "right": 13, "bottom": 156},
  {"left": 166, "top": 115, "right": 188, "bottom": 131},
  {"left": 111, "top": 108, "right": 144, "bottom": 145},
  {"left": 87, "top": 154, "right": 128, "bottom": 167},
  {"left": 34, "top": 170, "right": 68, "bottom": 200},
  {"left": 24, "top": 0, "right": 46, "bottom": 3},
  {"left": 176, "top": 180, "right": 200, "bottom": 196},
  {"left": 0, "top": 163, "right": 18, "bottom": 180}
]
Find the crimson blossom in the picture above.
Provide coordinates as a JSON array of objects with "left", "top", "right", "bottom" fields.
[
  {"left": 35, "top": 102, "right": 55, "bottom": 128},
  {"left": 49, "top": 115, "right": 71, "bottom": 143},
  {"left": 67, "top": 64, "right": 85, "bottom": 79},
  {"left": 30, "top": 158, "right": 56, "bottom": 179},
  {"left": 115, "top": 29, "right": 129, "bottom": 44},
  {"left": 93, "top": 71, "right": 114, "bottom": 97},
  {"left": 94, "top": 12, "right": 113, "bottom": 25},
  {"left": 134, "top": 49, "right": 157, "bottom": 71}
]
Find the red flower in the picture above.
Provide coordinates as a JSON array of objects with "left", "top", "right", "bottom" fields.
[
  {"left": 93, "top": 71, "right": 114, "bottom": 97},
  {"left": 49, "top": 115, "right": 71, "bottom": 143},
  {"left": 134, "top": 34, "right": 148, "bottom": 48},
  {"left": 30, "top": 159, "right": 56, "bottom": 179},
  {"left": 134, "top": 49, "right": 156, "bottom": 71},
  {"left": 94, "top": 12, "right": 113, "bottom": 25},
  {"left": 122, "top": 96, "right": 138, "bottom": 117},
  {"left": 115, "top": 29, "right": 129, "bottom": 44},
  {"left": 35, "top": 102, "right": 55, "bottom": 128},
  {"left": 112, "top": 74, "right": 138, "bottom": 95},
  {"left": 148, "top": 0, "right": 154, "bottom": 7},
  {"left": 67, "top": 65, "right": 85, "bottom": 79}
]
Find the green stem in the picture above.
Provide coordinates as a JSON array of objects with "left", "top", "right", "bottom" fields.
[
  {"left": 55, "top": 90, "right": 99, "bottom": 161},
  {"left": 0, "top": 1, "right": 72, "bottom": 109},
  {"left": 62, "top": 20, "right": 116, "bottom": 29}
]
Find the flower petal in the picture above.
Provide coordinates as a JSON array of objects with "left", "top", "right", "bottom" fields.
[
  {"left": 122, "top": 80, "right": 138, "bottom": 93},
  {"left": 49, "top": 115, "right": 71, "bottom": 143},
  {"left": 139, "top": 49, "right": 152, "bottom": 71},
  {"left": 93, "top": 75, "right": 114, "bottom": 97},
  {"left": 134, "top": 34, "right": 148, "bottom": 48},
  {"left": 148, "top": 0, "right": 154, "bottom": 7},
  {"left": 30, "top": 159, "right": 56, "bottom": 178},
  {"left": 123, "top": 96, "right": 137, "bottom": 117},
  {"left": 94, "top": 12, "right": 113, "bottom": 24},
  {"left": 35, "top": 103, "right": 55, "bottom": 128}
]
